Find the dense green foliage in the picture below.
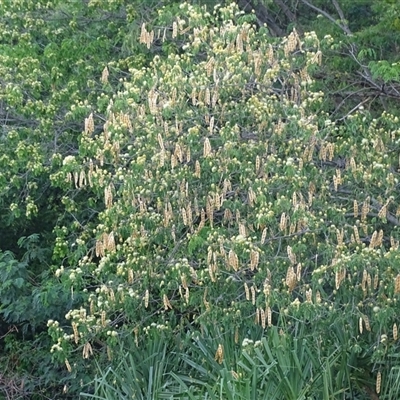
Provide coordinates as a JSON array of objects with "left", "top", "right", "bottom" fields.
[{"left": 1, "top": 1, "right": 400, "bottom": 399}]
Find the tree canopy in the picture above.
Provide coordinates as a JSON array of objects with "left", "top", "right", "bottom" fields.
[{"left": 1, "top": 1, "right": 400, "bottom": 398}]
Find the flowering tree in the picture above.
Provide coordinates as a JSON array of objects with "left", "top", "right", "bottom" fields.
[
  {"left": 46, "top": 3, "right": 400, "bottom": 397},
  {"left": 1, "top": 0, "right": 400, "bottom": 397}
]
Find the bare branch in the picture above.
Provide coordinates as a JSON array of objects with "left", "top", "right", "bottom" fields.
[
  {"left": 335, "top": 96, "right": 372, "bottom": 122},
  {"left": 332, "top": 0, "right": 348, "bottom": 29},
  {"left": 299, "top": 0, "right": 352, "bottom": 35}
]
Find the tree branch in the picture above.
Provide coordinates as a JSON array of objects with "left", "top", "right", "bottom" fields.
[
  {"left": 299, "top": 0, "right": 352, "bottom": 35},
  {"left": 273, "top": 0, "right": 304, "bottom": 35},
  {"left": 332, "top": 0, "right": 348, "bottom": 29},
  {"left": 236, "top": 0, "right": 284, "bottom": 36},
  {"left": 335, "top": 96, "right": 372, "bottom": 122}
]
